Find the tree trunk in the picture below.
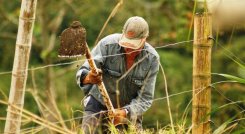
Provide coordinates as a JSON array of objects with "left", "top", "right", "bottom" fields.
[
  {"left": 4, "top": 0, "right": 37, "bottom": 133},
  {"left": 192, "top": 13, "right": 212, "bottom": 134}
]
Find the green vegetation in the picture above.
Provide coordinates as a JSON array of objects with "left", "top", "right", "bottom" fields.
[{"left": 0, "top": 0, "right": 244, "bottom": 133}]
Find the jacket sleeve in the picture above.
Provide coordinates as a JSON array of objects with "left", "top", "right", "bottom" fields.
[
  {"left": 123, "top": 57, "right": 159, "bottom": 119},
  {"left": 76, "top": 40, "right": 107, "bottom": 93}
]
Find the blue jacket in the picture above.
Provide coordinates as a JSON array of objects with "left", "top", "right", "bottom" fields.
[{"left": 76, "top": 33, "right": 159, "bottom": 118}]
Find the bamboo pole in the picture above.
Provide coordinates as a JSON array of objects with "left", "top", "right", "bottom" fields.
[
  {"left": 4, "top": 0, "right": 37, "bottom": 133},
  {"left": 192, "top": 13, "right": 212, "bottom": 134}
]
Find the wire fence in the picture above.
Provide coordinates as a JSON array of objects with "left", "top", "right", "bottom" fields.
[
  {"left": 1, "top": 83, "right": 243, "bottom": 133},
  {"left": 0, "top": 37, "right": 244, "bottom": 76},
  {"left": 0, "top": 39, "right": 195, "bottom": 76},
  {"left": 1, "top": 0, "right": 245, "bottom": 133},
  {"left": 0, "top": 37, "right": 195, "bottom": 133},
  {"left": 0, "top": 36, "right": 244, "bottom": 133}
]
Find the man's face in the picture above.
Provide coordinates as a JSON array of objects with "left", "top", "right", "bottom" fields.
[
  {"left": 124, "top": 45, "right": 144, "bottom": 54},
  {"left": 123, "top": 38, "right": 146, "bottom": 54}
]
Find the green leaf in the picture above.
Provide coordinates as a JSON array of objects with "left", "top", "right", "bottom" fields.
[
  {"left": 212, "top": 73, "right": 245, "bottom": 84},
  {"left": 213, "top": 117, "right": 236, "bottom": 134},
  {"left": 232, "top": 129, "right": 245, "bottom": 134},
  {"left": 230, "top": 58, "right": 245, "bottom": 70},
  {"left": 213, "top": 121, "right": 228, "bottom": 134}
]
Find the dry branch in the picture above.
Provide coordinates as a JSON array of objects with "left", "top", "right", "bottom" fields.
[{"left": 1, "top": 100, "right": 75, "bottom": 134}]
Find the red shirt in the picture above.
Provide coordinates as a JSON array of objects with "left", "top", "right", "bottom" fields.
[{"left": 124, "top": 47, "right": 142, "bottom": 70}]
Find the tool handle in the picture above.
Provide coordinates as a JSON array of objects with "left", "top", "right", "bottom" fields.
[{"left": 84, "top": 43, "right": 115, "bottom": 119}]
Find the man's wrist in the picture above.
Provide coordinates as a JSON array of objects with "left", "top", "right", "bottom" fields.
[
  {"left": 82, "top": 75, "right": 90, "bottom": 84},
  {"left": 80, "top": 69, "right": 89, "bottom": 84},
  {"left": 124, "top": 108, "right": 129, "bottom": 115}
]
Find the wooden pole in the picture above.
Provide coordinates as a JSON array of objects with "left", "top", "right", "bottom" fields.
[
  {"left": 4, "top": 0, "right": 37, "bottom": 133},
  {"left": 84, "top": 43, "right": 116, "bottom": 121},
  {"left": 192, "top": 13, "right": 212, "bottom": 134}
]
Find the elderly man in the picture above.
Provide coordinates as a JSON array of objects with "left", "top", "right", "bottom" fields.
[{"left": 76, "top": 16, "right": 159, "bottom": 133}]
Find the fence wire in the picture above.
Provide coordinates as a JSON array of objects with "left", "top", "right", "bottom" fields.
[
  {"left": 0, "top": 37, "right": 244, "bottom": 132},
  {"left": 4, "top": 86, "right": 242, "bottom": 133},
  {"left": 0, "top": 39, "right": 194, "bottom": 76},
  {"left": 1, "top": 0, "right": 245, "bottom": 131}
]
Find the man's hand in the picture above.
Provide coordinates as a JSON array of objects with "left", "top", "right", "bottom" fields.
[
  {"left": 82, "top": 69, "right": 102, "bottom": 84},
  {"left": 113, "top": 109, "right": 127, "bottom": 126}
]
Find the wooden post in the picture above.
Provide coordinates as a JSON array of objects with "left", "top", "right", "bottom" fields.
[
  {"left": 4, "top": 0, "right": 37, "bottom": 133},
  {"left": 192, "top": 13, "right": 212, "bottom": 134}
]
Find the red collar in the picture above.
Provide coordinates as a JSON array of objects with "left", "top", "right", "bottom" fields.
[{"left": 124, "top": 47, "right": 142, "bottom": 70}]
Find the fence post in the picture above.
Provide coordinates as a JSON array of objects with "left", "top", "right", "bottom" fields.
[
  {"left": 4, "top": 0, "right": 37, "bottom": 133},
  {"left": 192, "top": 13, "right": 212, "bottom": 134}
]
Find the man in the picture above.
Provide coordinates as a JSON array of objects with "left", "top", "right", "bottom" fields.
[{"left": 76, "top": 16, "right": 159, "bottom": 133}]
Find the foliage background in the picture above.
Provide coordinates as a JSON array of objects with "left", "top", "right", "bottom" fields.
[{"left": 0, "top": 0, "right": 244, "bottom": 133}]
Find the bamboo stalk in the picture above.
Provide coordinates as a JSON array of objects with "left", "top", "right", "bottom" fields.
[
  {"left": 4, "top": 0, "right": 37, "bottom": 133},
  {"left": 192, "top": 13, "right": 212, "bottom": 134}
]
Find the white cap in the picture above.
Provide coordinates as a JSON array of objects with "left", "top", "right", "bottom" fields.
[{"left": 119, "top": 16, "right": 149, "bottom": 49}]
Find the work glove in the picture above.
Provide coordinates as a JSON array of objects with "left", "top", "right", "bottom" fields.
[
  {"left": 82, "top": 69, "right": 102, "bottom": 84},
  {"left": 113, "top": 109, "right": 128, "bottom": 126}
]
